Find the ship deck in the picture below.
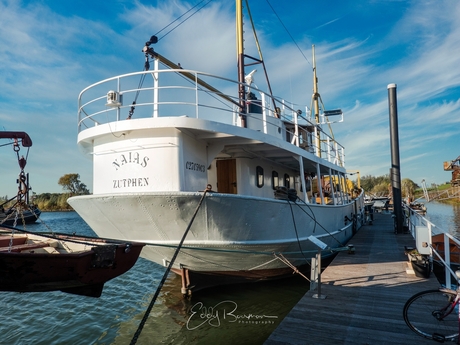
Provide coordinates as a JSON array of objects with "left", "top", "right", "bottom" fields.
[{"left": 264, "top": 212, "right": 442, "bottom": 345}]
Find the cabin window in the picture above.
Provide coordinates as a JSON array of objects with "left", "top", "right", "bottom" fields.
[
  {"left": 284, "top": 173, "right": 290, "bottom": 189},
  {"left": 272, "top": 171, "right": 279, "bottom": 190},
  {"left": 256, "top": 166, "right": 264, "bottom": 188}
]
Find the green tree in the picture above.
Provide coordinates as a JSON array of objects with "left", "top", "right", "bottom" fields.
[
  {"left": 402, "top": 178, "right": 419, "bottom": 201},
  {"left": 360, "top": 174, "right": 390, "bottom": 193},
  {"left": 373, "top": 181, "right": 390, "bottom": 195},
  {"left": 58, "top": 174, "right": 90, "bottom": 195}
]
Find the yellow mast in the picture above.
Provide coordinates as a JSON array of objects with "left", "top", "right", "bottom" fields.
[
  {"left": 347, "top": 170, "right": 361, "bottom": 189},
  {"left": 312, "top": 45, "right": 321, "bottom": 157},
  {"left": 236, "top": 0, "right": 247, "bottom": 127}
]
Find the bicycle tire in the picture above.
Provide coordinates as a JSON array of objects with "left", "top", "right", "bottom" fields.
[{"left": 403, "top": 289, "right": 458, "bottom": 342}]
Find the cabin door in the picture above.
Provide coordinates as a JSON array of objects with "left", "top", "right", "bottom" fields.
[{"left": 216, "top": 159, "right": 237, "bottom": 194}]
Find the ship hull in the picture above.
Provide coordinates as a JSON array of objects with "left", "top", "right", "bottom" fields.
[{"left": 69, "top": 192, "right": 362, "bottom": 291}]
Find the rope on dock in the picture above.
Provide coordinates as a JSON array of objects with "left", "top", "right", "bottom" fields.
[{"left": 129, "top": 190, "right": 208, "bottom": 345}]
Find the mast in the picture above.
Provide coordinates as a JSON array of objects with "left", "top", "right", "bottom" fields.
[
  {"left": 236, "top": 0, "right": 247, "bottom": 127},
  {"left": 312, "top": 45, "right": 321, "bottom": 157}
]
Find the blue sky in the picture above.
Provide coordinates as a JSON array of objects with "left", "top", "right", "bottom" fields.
[{"left": 0, "top": 0, "right": 459, "bottom": 197}]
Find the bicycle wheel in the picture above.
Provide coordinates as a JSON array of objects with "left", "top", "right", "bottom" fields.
[{"left": 403, "top": 289, "right": 458, "bottom": 342}]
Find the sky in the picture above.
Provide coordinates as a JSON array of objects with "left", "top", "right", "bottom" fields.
[{"left": 0, "top": 0, "right": 459, "bottom": 197}]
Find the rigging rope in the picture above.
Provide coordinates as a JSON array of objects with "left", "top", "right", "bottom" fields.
[
  {"left": 287, "top": 199, "right": 311, "bottom": 263},
  {"left": 154, "top": 0, "right": 215, "bottom": 42},
  {"left": 264, "top": 0, "right": 311, "bottom": 67},
  {"left": 126, "top": 60, "right": 149, "bottom": 120},
  {"left": 130, "top": 190, "right": 209, "bottom": 345},
  {"left": 127, "top": 0, "right": 214, "bottom": 120},
  {"left": 289, "top": 198, "right": 345, "bottom": 247}
]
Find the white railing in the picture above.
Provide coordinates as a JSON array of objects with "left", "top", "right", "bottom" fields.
[
  {"left": 77, "top": 68, "right": 345, "bottom": 167},
  {"left": 405, "top": 204, "right": 459, "bottom": 288}
]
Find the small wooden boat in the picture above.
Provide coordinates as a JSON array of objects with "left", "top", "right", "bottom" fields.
[
  {"left": 0, "top": 227, "right": 144, "bottom": 297},
  {"left": 410, "top": 203, "right": 427, "bottom": 215}
]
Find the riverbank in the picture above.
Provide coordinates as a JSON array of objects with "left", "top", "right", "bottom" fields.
[{"left": 1, "top": 193, "right": 74, "bottom": 212}]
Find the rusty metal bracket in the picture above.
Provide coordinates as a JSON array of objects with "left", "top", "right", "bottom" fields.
[{"left": 91, "top": 245, "right": 117, "bottom": 268}]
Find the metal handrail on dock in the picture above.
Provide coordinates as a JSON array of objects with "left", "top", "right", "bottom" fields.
[{"left": 404, "top": 204, "right": 459, "bottom": 288}]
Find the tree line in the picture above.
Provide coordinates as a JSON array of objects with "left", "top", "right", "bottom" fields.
[{"left": 359, "top": 174, "right": 420, "bottom": 199}]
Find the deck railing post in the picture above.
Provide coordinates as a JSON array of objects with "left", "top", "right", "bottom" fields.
[
  {"left": 153, "top": 58, "right": 159, "bottom": 118},
  {"left": 117, "top": 77, "right": 121, "bottom": 121},
  {"left": 195, "top": 72, "right": 199, "bottom": 118},
  {"left": 444, "top": 233, "right": 452, "bottom": 288},
  {"left": 340, "top": 146, "right": 345, "bottom": 167},
  {"left": 311, "top": 247, "right": 326, "bottom": 299},
  {"left": 293, "top": 108, "right": 299, "bottom": 146},
  {"left": 307, "top": 236, "right": 327, "bottom": 299},
  {"left": 262, "top": 93, "right": 268, "bottom": 134}
]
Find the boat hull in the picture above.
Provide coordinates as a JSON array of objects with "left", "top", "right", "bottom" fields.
[
  {"left": 0, "top": 233, "right": 144, "bottom": 297},
  {"left": 69, "top": 192, "right": 363, "bottom": 290},
  {"left": 0, "top": 207, "right": 41, "bottom": 225}
]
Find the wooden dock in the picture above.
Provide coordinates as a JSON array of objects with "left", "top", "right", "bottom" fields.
[{"left": 264, "top": 212, "right": 441, "bottom": 345}]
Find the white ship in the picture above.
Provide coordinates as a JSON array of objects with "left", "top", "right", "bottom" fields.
[{"left": 68, "top": 0, "right": 365, "bottom": 294}]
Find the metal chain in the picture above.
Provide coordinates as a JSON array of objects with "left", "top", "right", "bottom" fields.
[
  {"left": 6, "top": 138, "right": 28, "bottom": 252},
  {"left": 7, "top": 212, "right": 19, "bottom": 253}
]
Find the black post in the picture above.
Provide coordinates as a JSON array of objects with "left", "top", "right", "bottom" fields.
[{"left": 387, "top": 84, "right": 404, "bottom": 234}]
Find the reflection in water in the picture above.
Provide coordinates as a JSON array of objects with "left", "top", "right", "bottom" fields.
[
  {"left": 111, "top": 273, "right": 309, "bottom": 345},
  {"left": 424, "top": 201, "right": 460, "bottom": 236},
  {"left": 454, "top": 204, "right": 460, "bottom": 233}
]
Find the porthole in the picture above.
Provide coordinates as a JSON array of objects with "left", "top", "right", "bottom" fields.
[{"left": 256, "top": 166, "right": 264, "bottom": 188}]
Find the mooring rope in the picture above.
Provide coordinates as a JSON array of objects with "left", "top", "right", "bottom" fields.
[
  {"left": 290, "top": 198, "right": 345, "bottom": 247},
  {"left": 287, "top": 200, "right": 310, "bottom": 263},
  {"left": 273, "top": 253, "right": 310, "bottom": 282},
  {"left": 130, "top": 190, "right": 208, "bottom": 345}
]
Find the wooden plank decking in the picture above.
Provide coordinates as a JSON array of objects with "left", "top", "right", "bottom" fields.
[{"left": 264, "top": 212, "right": 441, "bottom": 345}]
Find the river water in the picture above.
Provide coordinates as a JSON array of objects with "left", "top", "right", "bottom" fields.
[
  {"left": 422, "top": 201, "right": 460, "bottom": 235},
  {"left": 2, "top": 202, "right": 459, "bottom": 344},
  {"left": 1, "top": 212, "right": 310, "bottom": 345}
]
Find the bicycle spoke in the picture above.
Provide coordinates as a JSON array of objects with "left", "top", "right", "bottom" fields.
[{"left": 403, "top": 290, "right": 458, "bottom": 341}]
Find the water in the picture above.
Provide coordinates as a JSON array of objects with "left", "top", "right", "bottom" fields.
[
  {"left": 1, "top": 212, "right": 310, "bottom": 345},
  {"left": 423, "top": 201, "right": 460, "bottom": 236},
  {"left": 3, "top": 202, "right": 459, "bottom": 344}
]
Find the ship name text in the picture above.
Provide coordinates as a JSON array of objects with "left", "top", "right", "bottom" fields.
[
  {"left": 113, "top": 177, "right": 149, "bottom": 189},
  {"left": 186, "top": 161, "right": 206, "bottom": 173},
  {"left": 112, "top": 152, "right": 149, "bottom": 170}
]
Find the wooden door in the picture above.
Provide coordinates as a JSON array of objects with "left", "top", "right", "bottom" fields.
[{"left": 216, "top": 159, "right": 237, "bottom": 194}]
